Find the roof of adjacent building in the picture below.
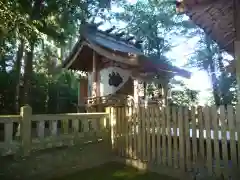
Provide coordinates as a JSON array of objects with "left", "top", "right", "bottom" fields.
[
  {"left": 63, "top": 23, "right": 191, "bottom": 78},
  {"left": 178, "top": 0, "right": 235, "bottom": 55}
]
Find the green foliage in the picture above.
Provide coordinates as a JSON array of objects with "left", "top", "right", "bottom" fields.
[
  {"left": 2, "top": 0, "right": 220, "bottom": 112},
  {"left": 0, "top": 68, "right": 79, "bottom": 114},
  {"left": 144, "top": 79, "right": 199, "bottom": 106},
  {"left": 111, "top": 1, "right": 199, "bottom": 106},
  {"left": 187, "top": 33, "right": 236, "bottom": 105},
  {"left": 169, "top": 88, "right": 199, "bottom": 106},
  {"left": 112, "top": 0, "right": 177, "bottom": 59},
  {"left": 168, "top": 80, "right": 199, "bottom": 106},
  {"left": 218, "top": 73, "right": 237, "bottom": 105},
  {"left": 0, "top": 1, "right": 39, "bottom": 43},
  {"left": 0, "top": 0, "right": 113, "bottom": 113}
]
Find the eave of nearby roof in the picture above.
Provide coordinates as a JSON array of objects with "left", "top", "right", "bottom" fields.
[
  {"left": 179, "top": 0, "right": 234, "bottom": 55},
  {"left": 62, "top": 39, "right": 82, "bottom": 69}
]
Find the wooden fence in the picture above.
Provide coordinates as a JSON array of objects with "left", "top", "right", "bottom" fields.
[
  {"left": 111, "top": 105, "right": 240, "bottom": 179},
  {"left": 0, "top": 105, "right": 109, "bottom": 156},
  {"left": 1, "top": 104, "right": 240, "bottom": 179}
]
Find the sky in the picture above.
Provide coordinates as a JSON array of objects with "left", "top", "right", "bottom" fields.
[
  {"left": 165, "top": 36, "right": 213, "bottom": 104},
  {"left": 100, "top": 0, "right": 217, "bottom": 104}
]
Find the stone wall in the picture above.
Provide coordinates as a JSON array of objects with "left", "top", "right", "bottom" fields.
[{"left": 0, "top": 140, "right": 113, "bottom": 180}]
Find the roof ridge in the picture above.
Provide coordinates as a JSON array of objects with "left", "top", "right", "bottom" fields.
[{"left": 82, "top": 23, "right": 143, "bottom": 50}]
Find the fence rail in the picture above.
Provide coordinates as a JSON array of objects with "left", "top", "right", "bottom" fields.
[
  {"left": 1, "top": 104, "right": 240, "bottom": 179},
  {"left": 0, "top": 106, "right": 109, "bottom": 156},
  {"left": 111, "top": 105, "right": 240, "bottom": 179}
]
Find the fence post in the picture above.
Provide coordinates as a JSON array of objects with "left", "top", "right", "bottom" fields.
[
  {"left": 20, "top": 105, "right": 32, "bottom": 156},
  {"left": 106, "top": 107, "right": 114, "bottom": 149}
]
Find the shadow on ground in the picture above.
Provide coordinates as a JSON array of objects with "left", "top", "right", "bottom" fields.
[{"left": 51, "top": 162, "right": 178, "bottom": 180}]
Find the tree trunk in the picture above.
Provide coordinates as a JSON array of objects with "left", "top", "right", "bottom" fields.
[
  {"left": 60, "top": 46, "right": 64, "bottom": 63},
  {"left": 217, "top": 54, "right": 225, "bottom": 73},
  {"left": 205, "top": 35, "right": 221, "bottom": 106},
  {"left": 209, "top": 62, "right": 221, "bottom": 106},
  {"left": 23, "top": 42, "right": 34, "bottom": 106},
  {"left": 15, "top": 40, "right": 24, "bottom": 113},
  {"left": 217, "top": 52, "right": 228, "bottom": 104},
  {"left": 0, "top": 40, "right": 7, "bottom": 72}
]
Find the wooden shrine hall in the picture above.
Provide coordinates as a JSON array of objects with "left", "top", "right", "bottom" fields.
[{"left": 63, "top": 23, "right": 191, "bottom": 110}]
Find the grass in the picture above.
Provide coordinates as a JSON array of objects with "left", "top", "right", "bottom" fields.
[{"left": 51, "top": 162, "right": 178, "bottom": 180}]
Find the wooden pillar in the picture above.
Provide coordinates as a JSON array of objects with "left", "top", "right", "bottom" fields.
[
  {"left": 78, "top": 78, "right": 88, "bottom": 112},
  {"left": 133, "top": 79, "right": 139, "bottom": 105},
  {"left": 92, "top": 51, "right": 97, "bottom": 98},
  {"left": 20, "top": 105, "right": 32, "bottom": 156},
  {"left": 234, "top": 0, "right": 240, "bottom": 126},
  {"left": 92, "top": 50, "right": 101, "bottom": 111}
]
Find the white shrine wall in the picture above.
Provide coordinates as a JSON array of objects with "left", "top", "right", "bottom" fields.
[{"left": 87, "top": 66, "right": 132, "bottom": 97}]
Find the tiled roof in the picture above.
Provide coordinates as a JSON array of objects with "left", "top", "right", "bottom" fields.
[{"left": 63, "top": 23, "right": 191, "bottom": 78}]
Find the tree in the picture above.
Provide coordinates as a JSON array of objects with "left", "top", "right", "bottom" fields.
[
  {"left": 112, "top": 0, "right": 180, "bottom": 60},
  {"left": 188, "top": 32, "right": 236, "bottom": 106},
  {"left": 0, "top": 0, "right": 114, "bottom": 109},
  {"left": 168, "top": 80, "right": 199, "bottom": 106},
  {"left": 0, "top": 0, "right": 114, "bottom": 114},
  {"left": 0, "top": 0, "right": 203, "bottom": 116}
]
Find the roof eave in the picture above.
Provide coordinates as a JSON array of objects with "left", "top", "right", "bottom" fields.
[{"left": 62, "top": 38, "right": 83, "bottom": 69}]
